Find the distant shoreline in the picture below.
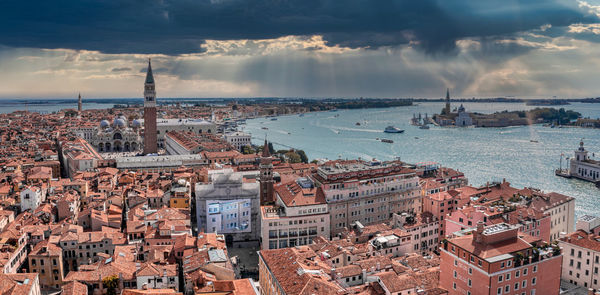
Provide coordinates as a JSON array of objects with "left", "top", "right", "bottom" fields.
[{"left": 1, "top": 97, "right": 600, "bottom": 104}]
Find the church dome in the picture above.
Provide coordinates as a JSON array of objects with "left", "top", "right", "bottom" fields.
[
  {"left": 100, "top": 120, "right": 110, "bottom": 128},
  {"left": 132, "top": 119, "right": 142, "bottom": 128},
  {"left": 113, "top": 118, "right": 126, "bottom": 128}
]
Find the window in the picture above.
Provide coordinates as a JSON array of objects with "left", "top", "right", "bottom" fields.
[
  {"left": 498, "top": 287, "right": 502, "bottom": 295},
  {"left": 533, "top": 265, "right": 537, "bottom": 273},
  {"left": 505, "top": 285, "right": 510, "bottom": 293},
  {"left": 523, "top": 268, "right": 528, "bottom": 275},
  {"left": 516, "top": 270, "right": 520, "bottom": 278},
  {"left": 499, "top": 275, "right": 503, "bottom": 282},
  {"left": 532, "top": 277, "right": 536, "bottom": 285},
  {"left": 506, "top": 273, "right": 511, "bottom": 281}
]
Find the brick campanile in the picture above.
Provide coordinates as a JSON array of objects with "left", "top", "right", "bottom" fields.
[
  {"left": 259, "top": 138, "right": 275, "bottom": 205},
  {"left": 143, "top": 58, "right": 158, "bottom": 154}
]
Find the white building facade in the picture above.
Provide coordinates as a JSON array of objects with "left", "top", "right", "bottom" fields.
[
  {"left": 195, "top": 169, "right": 260, "bottom": 245},
  {"left": 569, "top": 140, "right": 600, "bottom": 182},
  {"left": 224, "top": 131, "right": 251, "bottom": 151},
  {"left": 20, "top": 186, "right": 45, "bottom": 212}
]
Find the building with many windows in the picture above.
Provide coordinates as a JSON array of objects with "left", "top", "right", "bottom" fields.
[
  {"left": 312, "top": 160, "right": 421, "bottom": 236},
  {"left": 440, "top": 222, "right": 562, "bottom": 295},
  {"left": 224, "top": 131, "right": 251, "bottom": 151},
  {"left": 28, "top": 241, "right": 64, "bottom": 291},
  {"left": 260, "top": 177, "right": 329, "bottom": 249},
  {"left": 558, "top": 219, "right": 600, "bottom": 291}
]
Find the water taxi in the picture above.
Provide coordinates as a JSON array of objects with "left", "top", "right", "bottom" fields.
[{"left": 384, "top": 126, "right": 404, "bottom": 133}]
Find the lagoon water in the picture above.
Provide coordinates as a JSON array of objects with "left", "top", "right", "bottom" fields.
[
  {"left": 2, "top": 98, "right": 598, "bottom": 219},
  {"left": 244, "top": 102, "right": 600, "bottom": 219}
]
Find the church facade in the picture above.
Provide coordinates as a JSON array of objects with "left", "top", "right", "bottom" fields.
[{"left": 90, "top": 117, "right": 143, "bottom": 152}]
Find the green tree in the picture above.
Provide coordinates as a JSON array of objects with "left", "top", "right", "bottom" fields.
[
  {"left": 102, "top": 275, "right": 119, "bottom": 295},
  {"left": 241, "top": 146, "right": 255, "bottom": 155},
  {"left": 297, "top": 150, "right": 309, "bottom": 163},
  {"left": 285, "top": 151, "right": 302, "bottom": 163}
]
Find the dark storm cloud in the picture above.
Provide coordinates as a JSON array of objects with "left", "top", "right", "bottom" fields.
[
  {"left": 111, "top": 67, "right": 132, "bottom": 72},
  {"left": 0, "top": 0, "right": 596, "bottom": 54}
]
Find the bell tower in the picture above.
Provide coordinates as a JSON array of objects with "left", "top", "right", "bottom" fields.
[
  {"left": 575, "top": 139, "right": 588, "bottom": 162},
  {"left": 259, "top": 138, "right": 274, "bottom": 205},
  {"left": 445, "top": 88, "right": 451, "bottom": 114},
  {"left": 143, "top": 58, "right": 158, "bottom": 154}
]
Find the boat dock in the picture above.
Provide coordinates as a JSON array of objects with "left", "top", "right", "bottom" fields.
[{"left": 555, "top": 169, "right": 571, "bottom": 178}]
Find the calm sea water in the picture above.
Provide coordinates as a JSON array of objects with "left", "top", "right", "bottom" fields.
[
  {"left": 3, "top": 98, "right": 598, "bottom": 219},
  {"left": 244, "top": 102, "right": 600, "bottom": 220}
]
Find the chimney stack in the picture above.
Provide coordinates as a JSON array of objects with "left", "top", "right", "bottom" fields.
[{"left": 475, "top": 221, "right": 485, "bottom": 243}]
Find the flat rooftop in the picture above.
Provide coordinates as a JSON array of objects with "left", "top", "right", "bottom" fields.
[{"left": 318, "top": 160, "right": 405, "bottom": 175}]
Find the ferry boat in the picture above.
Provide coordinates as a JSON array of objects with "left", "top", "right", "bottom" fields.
[{"left": 384, "top": 126, "right": 404, "bottom": 133}]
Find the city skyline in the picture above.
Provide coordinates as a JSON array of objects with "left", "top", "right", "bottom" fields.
[{"left": 2, "top": 0, "right": 600, "bottom": 98}]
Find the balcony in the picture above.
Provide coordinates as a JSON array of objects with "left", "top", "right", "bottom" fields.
[{"left": 268, "top": 231, "right": 278, "bottom": 239}]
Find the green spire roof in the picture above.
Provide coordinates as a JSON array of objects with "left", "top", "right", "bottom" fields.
[{"left": 145, "top": 58, "right": 154, "bottom": 84}]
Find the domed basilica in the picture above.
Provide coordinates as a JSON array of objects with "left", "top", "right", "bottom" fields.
[{"left": 91, "top": 115, "right": 143, "bottom": 152}]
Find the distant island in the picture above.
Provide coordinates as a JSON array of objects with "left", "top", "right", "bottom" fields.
[
  {"left": 525, "top": 99, "right": 570, "bottom": 106},
  {"left": 429, "top": 89, "right": 581, "bottom": 127}
]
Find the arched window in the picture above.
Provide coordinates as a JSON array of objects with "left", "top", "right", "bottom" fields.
[{"left": 113, "top": 133, "right": 122, "bottom": 140}]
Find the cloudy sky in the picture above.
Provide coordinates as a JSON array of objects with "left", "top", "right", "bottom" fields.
[{"left": 2, "top": 0, "right": 600, "bottom": 99}]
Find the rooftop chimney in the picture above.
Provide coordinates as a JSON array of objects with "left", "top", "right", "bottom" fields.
[{"left": 475, "top": 221, "right": 485, "bottom": 243}]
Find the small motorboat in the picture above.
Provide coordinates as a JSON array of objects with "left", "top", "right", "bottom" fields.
[
  {"left": 384, "top": 126, "right": 404, "bottom": 133},
  {"left": 380, "top": 139, "right": 394, "bottom": 143}
]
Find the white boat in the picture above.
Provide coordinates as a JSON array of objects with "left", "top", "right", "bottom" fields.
[{"left": 384, "top": 126, "right": 404, "bottom": 133}]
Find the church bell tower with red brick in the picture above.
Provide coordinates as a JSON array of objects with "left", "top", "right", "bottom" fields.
[{"left": 143, "top": 58, "right": 158, "bottom": 154}]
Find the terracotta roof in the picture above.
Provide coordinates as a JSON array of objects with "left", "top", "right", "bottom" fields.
[
  {"left": 62, "top": 281, "right": 88, "bottom": 295},
  {"left": 560, "top": 230, "right": 600, "bottom": 252},
  {"left": 449, "top": 234, "right": 531, "bottom": 259},
  {"left": 375, "top": 272, "right": 418, "bottom": 293}
]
